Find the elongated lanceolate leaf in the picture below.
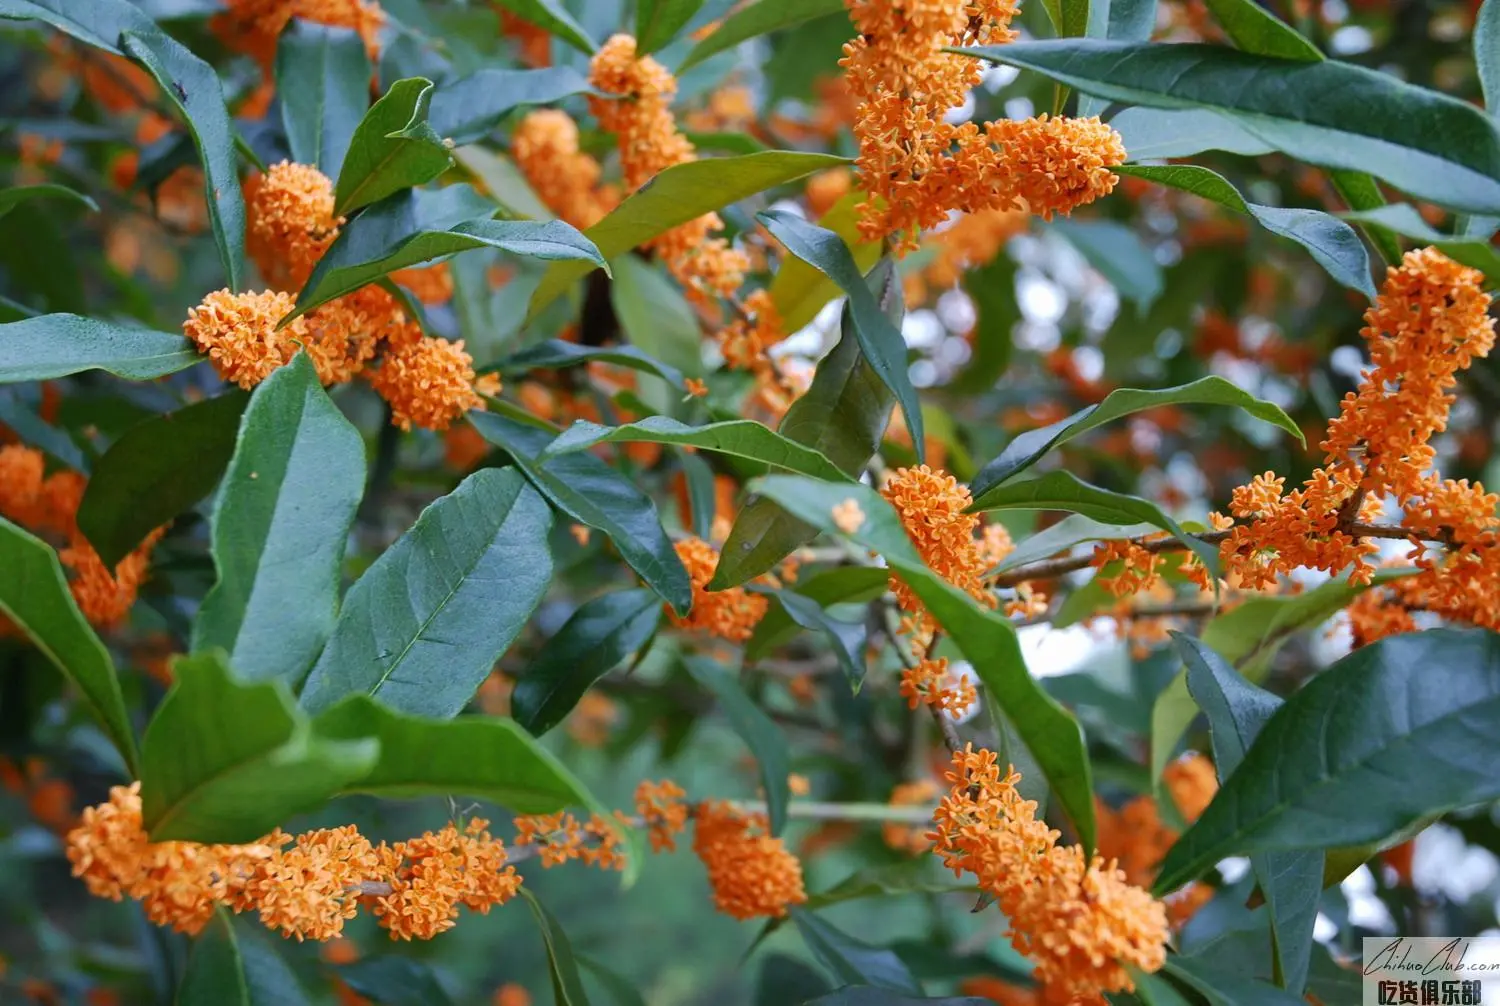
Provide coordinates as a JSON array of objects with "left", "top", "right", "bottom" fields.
[
  {"left": 0, "top": 314, "right": 197, "bottom": 383},
  {"left": 544, "top": 417, "right": 854, "bottom": 482}
]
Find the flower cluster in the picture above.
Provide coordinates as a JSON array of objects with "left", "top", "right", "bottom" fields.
[
  {"left": 930, "top": 746, "right": 1169, "bottom": 1002},
  {"left": 588, "top": 34, "right": 750, "bottom": 305},
  {"left": 691, "top": 801, "right": 808, "bottom": 920},
  {"left": 181, "top": 162, "right": 495, "bottom": 429},
  {"left": 511, "top": 109, "right": 619, "bottom": 230},
  {"left": 840, "top": 0, "right": 1124, "bottom": 249},
  {"left": 1219, "top": 248, "right": 1499, "bottom": 611},
  {"left": 883, "top": 779, "right": 940, "bottom": 854},
  {"left": 669, "top": 535, "right": 770, "bottom": 642},
  {"left": 212, "top": 0, "right": 385, "bottom": 71},
  {"left": 899, "top": 656, "right": 976, "bottom": 715},
  {"left": 512, "top": 811, "right": 626, "bottom": 871},
  {"left": 66, "top": 783, "right": 521, "bottom": 941},
  {"left": 0, "top": 444, "right": 162, "bottom": 631},
  {"left": 635, "top": 779, "right": 690, "bottom": 852}
]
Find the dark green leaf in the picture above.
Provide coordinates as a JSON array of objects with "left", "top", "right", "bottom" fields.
[
  {"left": 961, "top": 40, "right": 1500, "bottom": 214},
  {"left": 991, "top": 514, "right": 1158, "bottom": 574},
  {"left": 1327, "top": 170, "right": 1404, "bottom": 267},
  {"left": 529, "top": 151, "right": 848, "bottom": 315},
  {"left": 682, "top": 129, "right": 771, "bottom": 155},
  {"left": 337, "top": 958, "right": 454, "bottom": 1006},
  {"left": 760, "top": 587, "right": 867, "bottom": 690},
  {"left": 275, "top": 20, "right": 371, "bottom": 179},
  {"left": 520, "top": 889, "right": 594, "bottom": 1006},
  {"left": 492, "top": 0, "right": 596, "bottom": 54},
  {"left": 0, "top": 182, "right": 97, "bottom": 218},
  {"left": 608, "top": 254, "right": 706, "bottom": 386},
  {"left": 511, "top": 589, "right": 662, "bottom": 735},
  {"left": 792, "top": 909, "right": 922, "bottom": 994},
  {"left": 498, "top": 339, "right": 686, "bottom": 388},
  {"left": 333, "top": 77, "right": 453, "bottom": 217},
  {"left": 969, "top": 470, "right": 1216, "bottom": 572},
  {"left": 1113, "top": 164, "right": 1374, "bottom": 297},
  {"left": 141, "top": 652, "right": 377, "bottom": 842},
  {"left": 1156, "top": 628, "right": 1500, "bottom": 893},
  {"left": 805, "top": 992, "right": 989, "bottom": 1006},
  {"left": 1200, "top": 0, "right": 1321, "bottom": 60},
  {"left": 1480, "top": 0, "right": 1500, "bottom": 116},
  {"left": 750, "top": 475, "right": 1096, "bottom": 848},
  {"left": 0, "top": 518, "right": 139, "bottom": 773},
  {"left": 1177, "top": 634, "right": 1320, "bottom": 993},
  {"left": 429, "top": 67, "right": 594, "bottom": 145},
  {"left": 767, "top": 191, "right": 882, "bottom": 334},
  {"left": 758, "top": 210, "right": 921, "bottom": 457},
  {"left": 0, "top": 0, "right": 152, "bottom": 51},
  {"left": 468, "top": 412, "right": 692, "bottom": 615},
  {"left": 1340, "top": 203, "right": 1500, "bottom": 281},
  {"left": 544, "top": 417, "right": 854, "bottom": 482},
  {"left": 1081, "top": 0, "right": 1156, "bottom": 115},
  {"left": 1165, "top": 959, "right": 1308, "bottom": 1005},
  {"left": 637, "top": 0, "right": 706, "bottom": 53},
  {"left": 193, "top": 357, "right": 363, "bottom": 684},
  {"left": 292, "top": 185, "right": 602, "bottom": 321},
  {"left": 77, "top": 391, "right": 247, "bottom": 568},
  {"left": 1112, "top": 107, "right": 1275, "bottom": 159},
  {"left": 805, "top": 860, "right": 974, "bottom": 911},
  {"left": 299, "top": 467, "right": 553, "bottom": 717},
  {"left": 120, "top": 29, "right": 246, "bottom": 290},
  {"left": 711, "top": 265, "right": 898, "bottom": 589},
  {"left": 238, "top": 922, "right": 314, "bottom": 1006},
  {"left": 678, "top": 0, "right": 846, "bottom": 70},
  {"left": 971, "top": 376, "right": 1302, "bottom": 493},
  {"left": 578, "top": 957, "right": 648, "bottom": 1006},
  {"left": 1049, "top": 218, "right": 1162, "bottom": 311},
  {"left": 0, "top": 314, "right": 197, "bottom": 383},
  {"left": 178, "top": 913, "right": 248, "bottom": 1006},
  {"left": 314, "top": 695, "right": 597, "bottom": 812},
  {"left": 685, "top": 656, "right": 792, "bottom": 835},
  {"left": 747, "top": 566, "right": 890, "bottom": 659},
  {"left": 679, "top": 448, "right": 717, "bottom": 539}
]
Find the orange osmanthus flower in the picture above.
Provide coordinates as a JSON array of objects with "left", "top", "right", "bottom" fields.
[
  {"left": 669, "top": 536, "right": 769, "bottom": 642},
  {"left": 511, "top": 109, "right": 618, "bottom": 230},
  {"left": 635, "top": 779, "right": 690, "bottom": 852},
  {"left": 930, "top": 747, "right": 1168, "bottom": 1002},
  {"left": 899, "top": 656, "right": 976, "bottom": 715},
  {"left": 691, "top": 801, "right": 807, "bottom": 920},
  {"left": 364, "top": 336, "right": 496, "bottom": 431},
  {"left": 244, "top": 161, "right": 342, "bottom": 292},
  {"left": 881, "top": 465, "right": 996, "bottom": 645},
  {"left": 212, "top": 0, "right": 384, "bottom": 70}
]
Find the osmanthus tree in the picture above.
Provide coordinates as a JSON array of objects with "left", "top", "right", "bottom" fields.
[{"left": 0, "top": 0, "right": 1498, "bottom": 1000}]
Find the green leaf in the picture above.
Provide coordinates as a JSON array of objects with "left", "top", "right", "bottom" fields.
[
  {"left": 805, "top": 992, "right": 989, "bottom": 1006},
  {"left": 469, "top": 412, "right": 691, "bottom": 614},
  {"left": 0, "top": 182, "right": 97, "bottom": 219},
  {"left": 0, "top": 0, "right": 151, "bottom": 50},
  {"left": 1113, "top": 107, "right": 1275, "bottom": 159},
  {"left": 805, "top": 860, "right": 975, "bottom": 912},
  {"left": 193, "top": 357, "right": 363, "bottom": 685},
  {"left": 453, "top": 145, "right": 552, "bottom": 220},
  {"left": 768, "top": 191, "right": 882, "bottom": 335},
  {"left": 685, "top": 656, "right": 792, "bottom": 835},
  {"left": 1149, "top": 570, "right": 1409, "bottom": 787},
  {"left": 292, "top": 185, "right": 603, "bottom": 322},
  {"left": 637, "top": 0, "right": 706, "bottom": 53},
  {"left": 1049, "top": 218, "right": 1163, "bottom": 311},
  {"left": 1113, "top": 164, "right": 1374, "bottom": 298},
  {"left": 498, "top": 339, "right": 686, "bottom": 388},
  {"left": 178, "top": 913, "right": 249, "bottom": 1006},
  {"left": 429, "top": 67, "right": 594, "bottom": 146},
  {"left": 520, "top": 888, "right": 594, "bottom": 1006},
  {"left": 544, "top": 417, "right": 855, "bottom": 482},
  {"left": 299, "top": 467, "right": 552, "bottom": 717},
  {"left": 1200, "top": 0, "right": 1321, "bottom": 60},
  {"left": 119, "top": 29, "right": 246, "bottom": 291},
  {"left": 0, "top": 518, "right": 139, "bottom": 773},
  {"left": 961, "top": 39, "right": 1500, "bottom": 215},
  {"left": 577, "top": 957, "right": 648, "bottom": 1006},
  {"left": 758, "top": 211, "right": 922, "bottom": 457},
  {"left": 747, "top": 566, "right": 890, "bottom": 659},
  {"left": 792, "top": 909, "right": 922, "bottom": 994},
  {"left": 1177, "top": 635, "right": 1320, "bottom": 993},
  {"left": 750, "top": 475, "right": 1096, "bottom": 849},
  {"left": 1480, "top": 0, "right": 1500, "bottom": 116},
  {"left": 1327, "top": 170, "right": 1404, "bottom": 268},
  {"left": 969, "top": 470, "right": 1216, "bottom": 572},
  {"left": 238, "top": 923, "right": 314, "bottom": 1006},
  {"left": 492, "top": 0, "right": 596, "bottom": 54},
  {"left": 1165, "top": 959, "right": 1308, "bottom": 1005},
  {"left": 337, "top": 958, "right": 454, "bottom": 1006},
  {"left": 608, "top": 253, "right": 706, "bottom": 388},
  {"left": 141, "top": 652, "right": 377, "bottom": 842},
  {"left": 0, "top": 313, "right": 197, "bottom": 382},
  {"left": 314, "top": 695, "right": 597, "bottom": 812},
  {"left": 683, "top": 129, "right": 771, "bottom": 156},
  {"left": 77, "top": 391, "right": 247, "bottom": 568},
  {"left": 510, "top": 589, "right": 662, "bottom": 736},
  {"left": 1340, "top": 203, "right": 1500, "bottom": 281},
  {"left": 1155, "top": 628, "right": 1500, "bottom": 893},
  {"left": 333, "top": 77, "right": 453, "bottom": 217},
  {"left": 528, "top": 151, "right": 849, "bottom": 316},
  {"left": 275, "top": 20, "right": 372, "bottom": 179},
  {"left": 1079, "top": 0, "right": 1156, "bottom": 116},
  {"left": 949, "top": 255, "right": 1020, "bottom": 394},
  {"left": 678, "top": 0, "right": 847, "bottom": 70},
  {"left": 991, "top": 514, "right": 1158, "bottom": 574},
  {"left": 711, "top": 265, "right": 899, "bottom": 589},
  {"left": 758, "top": 587, "right": 868, "bottom": 690},
  {"left": 971, "top": 375, "right": 1302, "bottom": 493}
]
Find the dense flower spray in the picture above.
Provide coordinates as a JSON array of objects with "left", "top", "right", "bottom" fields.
[{"left": 670, "top": 535, "right": 770, "bottom": 642}]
